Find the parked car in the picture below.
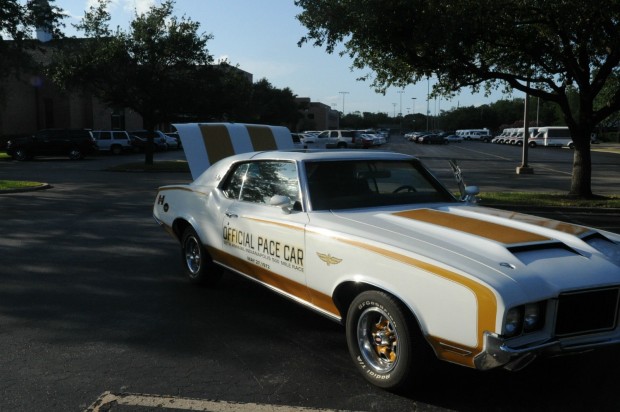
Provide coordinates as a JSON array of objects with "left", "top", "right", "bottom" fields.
[
  {"left": 129, "top": 135, "right": 167, "bottom": 152},
  {"left": 290, "top": 133, "right": 305, "bottom": 148},
  {"left": 6, "top": 129, "right": 97, "bottom": 161},
  {"left": 316, "top": 130, "right": 363, "bottom": 149},
  {"left": 166, "top": 132, "right": 182, "bottom": 149},
  {"left": 92, "top": 130, "right": 133, "bottom": 155},
  {"left": 445, "top": 134, "right": 463, "bottom": 143},
  {"left": 129, "top": 130, "right": 169, "bottom": 151},
  {"left": 153, "top": 137, "right": 620, "bottom": 390},
  {"left": 298, "top": 132, "right": 327, "bottom": 148},
  {"left": 417, "top": 133, "right": 447, "bottom": 144},
  {"left": 163, "top": 133, "right": 180, "bottom": 149}
]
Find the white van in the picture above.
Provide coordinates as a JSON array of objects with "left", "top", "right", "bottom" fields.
[
  {"left": 456, "top": 129, "right": 491, "bottom": 141},
  {"left": 530, "top": 126, "right": 571, "bottom": 147}
]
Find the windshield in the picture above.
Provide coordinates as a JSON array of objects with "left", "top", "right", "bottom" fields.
[{"left": 305, "top": 159, "right": 456, "bottom": 210}]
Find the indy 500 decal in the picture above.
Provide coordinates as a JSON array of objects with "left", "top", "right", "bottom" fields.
[{"left": 223, "top": 224, "right": 304, "bottom": 272}]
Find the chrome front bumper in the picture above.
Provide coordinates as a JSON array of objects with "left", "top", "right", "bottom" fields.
[{"left": 474, "top": 332, "right": 620, "bottom": 371}]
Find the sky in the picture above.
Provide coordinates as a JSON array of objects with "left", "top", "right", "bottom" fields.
[{"left": 54, "top": 0, "right": 508, "bottom": 116}]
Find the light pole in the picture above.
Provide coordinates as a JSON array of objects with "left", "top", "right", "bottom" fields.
[
  {"left": 426, "top": 78, "right": 430, "bottom": 131},
  {"left": 411, "top": 97, "right": 416, "bottom": 114},
  {"left": 397, "top": 90, "right": 405, "bottom": 117},
  {"left": 338, "top": 91, "right": 349, "bottom": 115},
  {"left": 392, "top": 103, "right": 397, "bottom": 117}
]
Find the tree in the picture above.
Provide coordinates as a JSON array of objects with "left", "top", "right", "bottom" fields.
[
  {"left": 296, "top": 0, "right": 620, "bottom": 197},
  {"left": 47, "top": 0, "right": 213, "bottom": 164},
  {"left": 0, "top": 0, "right": 63, "bottom": 83},
  {"left": 245, "top": 79, "right": 302, "bottom": 129}
]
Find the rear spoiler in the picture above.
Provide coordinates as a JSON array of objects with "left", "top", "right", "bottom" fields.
[{"left": 174, "top": 123, "right": 295, "bottom": 179}]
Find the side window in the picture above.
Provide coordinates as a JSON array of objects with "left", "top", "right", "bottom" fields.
[
  {"left": 221, "top": 161, "right": 300, "bottom": 206},
  {"left": 100, "top": 132, "right": 111, "bottom": 140},
  {"left": 222, "top": 163, "right": 249, "bottom": 200}
]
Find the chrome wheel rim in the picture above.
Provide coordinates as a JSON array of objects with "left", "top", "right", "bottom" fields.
[
  {"left": 184, "top": 235, "right": 201, "bottom": 276},
  {"left": 357, "top": 307, "right": 399, "bottom": 373}
]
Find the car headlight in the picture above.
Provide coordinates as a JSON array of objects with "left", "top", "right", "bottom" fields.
[
  {"left": 523, "top": 302, "right": 545, "bottom": 332},
  {"left": 504, "top": 307, "right": 523, "bottom": 337},
  {"left": 503, "top": 301, "right": 545, "bottom": 338}
]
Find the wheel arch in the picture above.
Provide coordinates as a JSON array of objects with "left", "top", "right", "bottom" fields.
[
  {"left": 332, "top": 281, "right": 425, "bottom": 335},
  {"left": 171, "top": 217, "right": 193, "bottom": 242}
]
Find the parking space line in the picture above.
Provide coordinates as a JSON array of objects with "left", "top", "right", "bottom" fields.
[
  {"left": 454, "top": 145, "right": 573, "bottom": 175},
  {"left": 85, "top": 391, "right": 359, "bottom": 412}
]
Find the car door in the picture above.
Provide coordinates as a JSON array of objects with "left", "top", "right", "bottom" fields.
[{"left": 219, "top": 160, "right": 311, "bottom": 302}]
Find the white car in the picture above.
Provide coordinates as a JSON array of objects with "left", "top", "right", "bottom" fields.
[
  {"left": 153, "top": 137, "right": 620, "bottom": 390},
  {"left": 445, "top": 134, "right": 463, "bottom": 143}
]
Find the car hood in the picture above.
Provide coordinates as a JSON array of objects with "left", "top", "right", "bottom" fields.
[{"left": 320, "top": 204, "right": 620, "bottom": 302}]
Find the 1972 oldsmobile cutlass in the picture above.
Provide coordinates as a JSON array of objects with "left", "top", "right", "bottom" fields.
[{"left": 153, "top": 123, "right": 620, "bottom": 390}]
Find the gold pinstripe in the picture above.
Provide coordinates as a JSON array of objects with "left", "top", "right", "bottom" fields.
[
  {"left": 394, "top": 209, "right": 551, "bottom": 245},
  {"left": 162, "top": 211, "right": 499, "bottom": 367}
]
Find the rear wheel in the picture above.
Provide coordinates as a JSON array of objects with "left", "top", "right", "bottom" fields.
[
  {"left": 68, "top": 148, "right": 84, "bottom": 160},
  {"left": 346, "top": 290, "right": 431, "bottom": 390},
  {"left": 181, "top": 226, "right": 222, "bottom": 286},
  {"left": 12, "top": 149, "right": 29, "bottom": 161},
  {"left": 111, "top": 145, "right": 123, "bottom": 155}
]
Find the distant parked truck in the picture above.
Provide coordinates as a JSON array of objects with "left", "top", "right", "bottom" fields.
[
  {"left": 92, "top": 130, "right": 133, "bottom": 154},
  {"left": 456, "top": 128, "right": 492, "bottom": 141},
  {"left": 529, "top": 126, "right": 571, "bottom": 147}
]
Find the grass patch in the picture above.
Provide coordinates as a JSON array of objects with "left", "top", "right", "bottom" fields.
[
  {"left": 479, "top": 192, "right": 620, "bottom": 208},
  {"left": 108, "top": 160, "right": 190, "bottom": 173},
  {"left": 0, "top": 180, "right": 45, "bottom": 190}
]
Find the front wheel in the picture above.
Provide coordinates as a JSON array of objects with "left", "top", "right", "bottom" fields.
[
  {"left": 181, "top": 226, "right": 222, "bottom": 286},
  {"left": 68, "top": 148, "right": 84, "bottom": 160},
  {"left": 12, "top": 149, "right": 29, "bottom": 161},
  {"left": 346, "top": 290, "right": 430, "bottom": 390}
]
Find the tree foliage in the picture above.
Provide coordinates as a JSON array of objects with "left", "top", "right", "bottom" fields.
[
  {"left": 246, "top": 79, "right": 301, "bottom": 129},
  {"left": 47, "top": 0, "right": 213, "bottom": 164},
  {"left": 296, "top": 0, "right": 620, "bottom": 197},
  {"left": 0, "top": 0, "right": 63, "bottom": 79}
]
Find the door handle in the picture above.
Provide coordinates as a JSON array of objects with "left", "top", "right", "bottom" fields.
[{"left": 225, "top": 212, "right": 238, "bottom": 218}]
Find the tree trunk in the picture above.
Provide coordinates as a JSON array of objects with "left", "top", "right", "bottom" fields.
[
  {"left": 144, "top": 117, "right": 155, "bottom": 166},
  {"left": 569, "top": 133, "right": 593, "bottom": 197}
]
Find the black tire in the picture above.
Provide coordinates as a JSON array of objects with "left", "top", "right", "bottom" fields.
[
  {"left": 181, "top": 226, "right": 222, "bottom": 286},
  {"left": 68, "top": 148, "right": 84, "bottom": 160},
  {"left": 111, "top": 145, "right": 123, "bottom": 155},
  {"left": 337, "top": 142, "right": 347, "bottom": 149},
  {"left": 346, "top": 290, "right": 431, "bottom": 390},
  {"left": 12, "top": 149, "right": 29, "bottom": 161}
]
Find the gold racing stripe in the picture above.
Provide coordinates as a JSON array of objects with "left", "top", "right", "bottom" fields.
[
  {"left": 469, "top": 207, "right": 592, "bottom": 236},
  {"left": 199, "top": 124, "right": 235, "bottom": 166},
  {"left": 246, "top": 125, "right": 278, "bottom": 151},
  {"left": 394, "top": 208, "right": 551, "bottom": 245},
  {"left": 167, "top": 213, "right": 499, "bottom": 368},
  {"left": 212, "top": 216, "right": 496, "bottom": 367},
  {"left": 338, "top": 236, "right": 497, "bottom": 367},
  {"left": 207, "top": 246, "right": 340, "bottom": 317}
]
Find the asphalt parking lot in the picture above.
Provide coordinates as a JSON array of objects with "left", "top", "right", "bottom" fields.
[{"left": 0, "top": 141, "right": 619, "bottom": 412}]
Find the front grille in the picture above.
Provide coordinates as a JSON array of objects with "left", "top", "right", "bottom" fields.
[{"left": 555, "top": 287, "right": 620, "bottom": 337}]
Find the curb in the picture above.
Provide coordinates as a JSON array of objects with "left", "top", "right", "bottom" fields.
[{"left": 0, "top": 183, "right": 51, "bottom": 194}]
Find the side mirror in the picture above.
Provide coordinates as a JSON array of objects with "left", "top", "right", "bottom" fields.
[
  {"left": 463, "top": 185, "right": 480, "bottom": 203},
  {"left": 270, "top": 195, "right": 292, "bottom": 214}
]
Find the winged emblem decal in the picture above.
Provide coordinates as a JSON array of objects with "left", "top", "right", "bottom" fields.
[{"left": 317, "top": 252, "right": 342, "bottom": 266}]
